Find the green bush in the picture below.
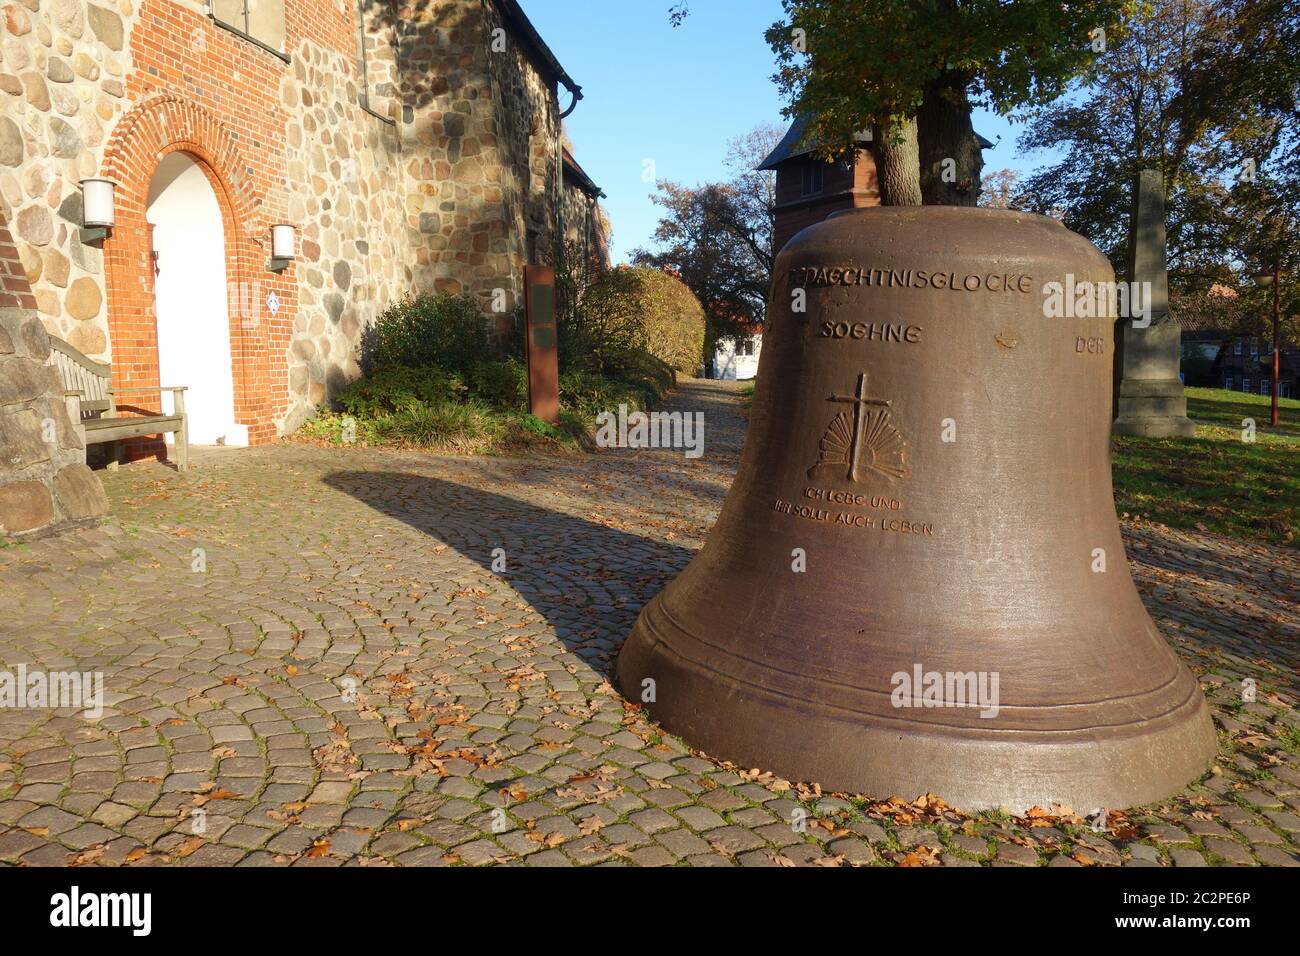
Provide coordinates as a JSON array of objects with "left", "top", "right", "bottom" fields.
[
  {"left": 575, "top": 267, "right": 706, "bottom": 375},
  {"left": 361, "top": 292, "right": 489, "bottom": 373},
  {"left": 377, "top": 402, "right": 495, "bottom": 446},
  {"left": 465, "top": 358, "right": 528, "bottom": 411},
  {"left": 298, "top": 275, "right": 685, "bottom": 455},
  {"left": 620, "top": 349, "right": 677, "bottom": 398},
  {"left": 333, "top": 365, "right": 465, "bottom": 418}
]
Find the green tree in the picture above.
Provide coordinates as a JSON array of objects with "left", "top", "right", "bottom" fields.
[
  {"left": 631, "top": 181, "right": 769, "bottom": 363},
  {"left": 1179, "top": 0, "right": 1299, "bottom": 341},
  {"left": 977, "top": 168, "right": 1030, "bottom": 210},
  {"left": 580, "top": 267, "right": 706, "bottom": 375},
  {"left": 765, "top": 0, "right": 1130, "bottom": 206},
  {"left": 722, "top": 122, "right": 783, "bottom": 285},
  {"left": 1016, "top": 0, "right": 1261, "bottom": 279}
]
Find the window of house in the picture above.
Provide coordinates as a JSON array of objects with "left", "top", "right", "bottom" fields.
[
  {"left": 1241, "top": 377, "right": 1251, "bottom": 392},
  {"left": 1249, "top": 339, "right": 1259, "bottom": 357},
  {"left": 1260, "top": 380, "right": 1271, "bottom": 395},
  {"left": 1233, "top": 340, "right": 1243, "bottom": 356},
  {"left": 212, "top": 0, "right": 286, "bottom": 56},
  {"left": 738, "top": 337, "right": 754, "bottom": 357},
  {"left": 1224, "top": 376, "right": 1233, "bottom": 390},
  {"left": 801, "top": 162, "right": 824, "bottom": 197}
]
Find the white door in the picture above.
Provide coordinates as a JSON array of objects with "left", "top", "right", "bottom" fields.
[{"left": 146, "top": 152, "right": 247, "bottom": 446}]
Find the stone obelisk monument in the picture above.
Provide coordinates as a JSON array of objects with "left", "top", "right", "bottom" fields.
[{"left": 1112, "top": 169, "right": 1196, "bottom": 436}]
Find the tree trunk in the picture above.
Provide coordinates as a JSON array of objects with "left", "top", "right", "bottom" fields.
[
  {"left": 869, "top": 117, "right": 923, "bottom": 207},
  {"left": 917, "top": 73, "right": 984, "bottom": 206}
]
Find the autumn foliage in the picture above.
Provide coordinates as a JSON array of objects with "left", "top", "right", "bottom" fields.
[{"left": 578, "top": 267, "right": 707, "bottom": 375}]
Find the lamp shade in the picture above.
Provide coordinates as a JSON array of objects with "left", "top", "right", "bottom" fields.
[
  {"left": 80, "top": 178, "right": 116, "bottom": 228},
  {"left": 271, "top": 223, "right": 296, "bottom": 259}
]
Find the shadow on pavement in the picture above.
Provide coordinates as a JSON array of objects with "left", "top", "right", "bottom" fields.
[{"left": 322, "top": 470, "right": 695, "bottom": 679}]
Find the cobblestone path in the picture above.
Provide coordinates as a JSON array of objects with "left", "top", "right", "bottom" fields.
[{"left": 1, "top": 379, "right": 1297, "bottom": 866}]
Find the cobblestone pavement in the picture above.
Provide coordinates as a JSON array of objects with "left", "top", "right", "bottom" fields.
[{"left": 1, "top": 378, "right": 1298, "bottom": 867}]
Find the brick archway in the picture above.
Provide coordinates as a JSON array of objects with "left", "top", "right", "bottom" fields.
[{"left": 101, "top": 94, "right": 290, "bottom": 446}]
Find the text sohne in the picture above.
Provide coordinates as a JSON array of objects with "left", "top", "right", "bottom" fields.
[{"left": 595, "top": 405, "right": 704, "bottom": 459}]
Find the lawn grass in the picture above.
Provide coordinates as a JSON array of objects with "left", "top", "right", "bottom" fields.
[
  {"left": 1111, "top": 387, "right": 1299, "bottom": 549},
  {"left": 738, "top": 379, "right": 756, "bottom": 415},
  {"left": 290, "top": 406, "right": 585, "bottom": 457}
]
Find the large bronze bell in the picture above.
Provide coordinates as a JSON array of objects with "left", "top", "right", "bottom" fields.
[{"left": 619, "top": 207, "right": 1216, "bottom": 812}]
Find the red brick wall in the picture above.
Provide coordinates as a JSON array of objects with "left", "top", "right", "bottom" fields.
[
  {"left": 773, "top": 150, "right": 881, "bottom": 254},
  {"left": 774, "top": 156, "right": 856, "bottom": 207},
  {"left": 0, "top": 219, "right": 39, "bottom": 313}
]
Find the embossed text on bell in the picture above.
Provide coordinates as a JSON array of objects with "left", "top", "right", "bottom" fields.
[{"left": 618, "top": 206, "right": 1216, "bottom": 812}]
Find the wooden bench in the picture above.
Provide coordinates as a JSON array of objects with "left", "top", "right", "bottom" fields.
[{"left": 47, "top": 335, "right": 189, "bottom": 472}]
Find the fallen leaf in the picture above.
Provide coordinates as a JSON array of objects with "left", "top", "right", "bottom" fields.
[
  {"left": 70, "top": 845, "right": 107, "bottom": 866},
  {"left": 193, "top": 787, "right": 238, "bottom": 805}
]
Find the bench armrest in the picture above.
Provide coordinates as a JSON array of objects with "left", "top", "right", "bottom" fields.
[{"left": 112, "top": 385, "right": 187, "bottom": 418}]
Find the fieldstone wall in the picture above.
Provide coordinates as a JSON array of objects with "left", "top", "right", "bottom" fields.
[
  {"left": 0, "top": 211, "right": 108, "bottom": 537},
  {"left": 0, "top": 0, "right": 137, "bottom": 362},
  {"left": 396, "top": 0, "right": 564, "bottom": 334},
  {"left": 396, "top": 2, "right": 514, "bottom": 315},
  {"left": 561, "top": 179, "right": 610, "bottom": 281},
  {"left": 485, "top": 0, "right": 560, "bottom": 290},
  {"left": 279, "top": 36, "right": 408, "bottom": 434}
]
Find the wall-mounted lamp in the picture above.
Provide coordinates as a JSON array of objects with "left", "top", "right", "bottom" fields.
[
  {"left": 80, "top": 178, "right": 116, "bottom": 239},
  {"left": 270, "top": 223, "right": 296, "bottom": 271}
]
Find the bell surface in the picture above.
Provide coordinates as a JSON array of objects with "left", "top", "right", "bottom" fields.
[{"left": 618, "top": 206, "right": 1216, "bottom": 812}]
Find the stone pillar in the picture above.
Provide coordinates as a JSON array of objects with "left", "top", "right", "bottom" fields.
[
  {"left": 0, "top": 213, "right": 109, "bottom": 538},
  {"left": 1112, "top": 169, "right": 1196, "bottom": 437}
]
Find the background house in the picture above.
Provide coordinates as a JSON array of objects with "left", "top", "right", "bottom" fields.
[
  {"left": 1175, "top": 285, "right": 1296, "bottom": 397},
  {"left": 759, "top": 116, "right": 993, "bottom": 254},
  {"left": 1212, "top": 337, "right": 1298, "bottom": 398},
  {"left": 712, "top": 322, "right": 762, "bottom": 380}
]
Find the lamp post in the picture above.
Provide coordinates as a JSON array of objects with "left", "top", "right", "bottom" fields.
[{"left": 1254, "top": 262, "right": 1283, "bottom": 427}]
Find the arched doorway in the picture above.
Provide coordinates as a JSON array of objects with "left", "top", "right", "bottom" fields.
[{"left": 146, "top": 152, "right": 247, "bottom": 447}]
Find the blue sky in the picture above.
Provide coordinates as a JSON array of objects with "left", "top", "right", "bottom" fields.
[{"left": 525, "top": 0, "right": 1044, "bottom": 264}]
